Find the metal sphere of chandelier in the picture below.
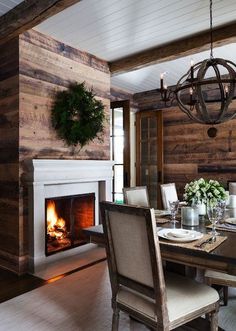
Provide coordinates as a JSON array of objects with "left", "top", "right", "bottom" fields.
[{"left": 159, "top": 0, "right": 236, "bottom": 124}]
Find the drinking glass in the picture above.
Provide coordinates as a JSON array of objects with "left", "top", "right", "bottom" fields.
[
  {"left": 207, "top": 204, "right": 220, "bottom": 236},
  {"left": 217, "top": 200, "right": 226, "bottom": 223},
  {"left": 169, "top": 200, "right": 179, "bottom": 224}
]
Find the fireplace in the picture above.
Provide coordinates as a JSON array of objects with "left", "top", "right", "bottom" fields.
[
  {"left": 28, "top": 159, "right": 114, "bottom": 274},
  {"left": 46, "top": 193, "right": 95, "bottom": 255}
]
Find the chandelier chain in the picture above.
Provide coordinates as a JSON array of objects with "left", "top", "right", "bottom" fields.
[{"left": 210, "top": 0, "right": 213, "bottom": 58}]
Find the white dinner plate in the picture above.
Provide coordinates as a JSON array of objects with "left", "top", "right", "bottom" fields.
[
  {"left": 225, "top": 217, "right": 236, "bottom": 225},
  {"left": 158, "top": 228, "right": 203, "bottom": 242}
]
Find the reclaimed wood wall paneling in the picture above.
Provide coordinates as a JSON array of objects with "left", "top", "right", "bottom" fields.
[
  {"left": 134, "top": 90, "right": 236, "bottom": 198},
  {"left": 0, "top": 37, "right": 20, "bottom": 272}
]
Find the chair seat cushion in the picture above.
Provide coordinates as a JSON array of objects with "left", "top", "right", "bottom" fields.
[
  {"left": 205, "top": 269, "right": 236, "bottom": 283},
  {"left": 117, "top": 272, "right": 219, "bottom": 323}
]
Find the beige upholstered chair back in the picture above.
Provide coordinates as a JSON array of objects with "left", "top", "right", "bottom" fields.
[
  {"left": 100, "top": 202, "right": 164, "bottom": 289},
  {"left": 160, "top": 183, "right": 178, "bottom": 210},
  {"left": 123, "top": 186, "right": 150, "bottom": 207},
  {"left": 229, "top": 182, "right": 236, "bottom": 195}
]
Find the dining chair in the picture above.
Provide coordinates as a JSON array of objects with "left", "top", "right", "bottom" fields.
[
  {"left": 160, "top": 183, "right": 178, "bottom": 210},
  {"left": 100, "top": 201, "right": 219, "bottom": 331},
  {"left": 123, "top": 186, "right": 150, "bottom": 207},
  {"left": 229, "top": 181, "right": 236, "bottom": 195},
  {"left": 205, "top": 270, "right": 236, "bottom": 306}
]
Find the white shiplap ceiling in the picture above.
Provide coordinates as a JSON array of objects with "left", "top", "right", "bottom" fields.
[
  {"left": 0, "top": 0, "right": 23, "bottom": 16},
  {"left": 34, "top": 0, "right": 236, "bottom": 92},
  {"left": 111, "top": 43, "right": 236, "bottom": 93},
  {"left": 36, "top": 0, "right": 236, "bottom": 61},
  {"left": 1, "top": 0, "right": 236, "bottom": 93}
]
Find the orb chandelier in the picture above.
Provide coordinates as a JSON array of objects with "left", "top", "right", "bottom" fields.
[{"left": 159, "top": 0, "right": 236, "bottom": 124}]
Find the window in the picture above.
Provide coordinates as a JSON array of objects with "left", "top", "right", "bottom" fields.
[{"left": 110, "top": 101, "right": 130, "bottom": 203}]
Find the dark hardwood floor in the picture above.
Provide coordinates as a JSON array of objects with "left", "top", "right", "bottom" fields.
[
  {"left": 0, "top": 268, "right": 45, "bottom": 303},
  {"left": 0, "top": 257, "right": 106, "bottom": 304}
]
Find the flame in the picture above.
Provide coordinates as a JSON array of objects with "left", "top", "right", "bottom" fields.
[{"left": 47, "top": 200, "right": 67, "bottom": 239}]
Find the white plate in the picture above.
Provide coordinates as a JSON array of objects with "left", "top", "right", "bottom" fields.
[
  {"left": 225, "top": 217, "right": 236, "bottom": 225},
  {"left": 158, "top": 228, "right": 203, "bottom": 242},
  {"left": 167, "top": 229, "right": 192, "bottom": 238},
  {"left": 154, "top": 209, "right": 171, "bottom": 216}
]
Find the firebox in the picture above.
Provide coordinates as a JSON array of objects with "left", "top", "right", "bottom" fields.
[{"left": 45, "top": 193, "right": 95, "bottom": 256}]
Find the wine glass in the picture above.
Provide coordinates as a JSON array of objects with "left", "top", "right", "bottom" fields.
[
  {"left": 169, "top": 200, "right": 179, "bottom": 224},
  {"left": 207, "top": 204, "right": 221, "bottom": 237},
  {"left": 217, "top": 200, "right": 226, "bottom": 223}
]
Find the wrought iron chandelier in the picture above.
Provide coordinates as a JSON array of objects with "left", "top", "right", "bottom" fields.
[{"left": 159, "top": 0, "right": 236, "bottom": 124}]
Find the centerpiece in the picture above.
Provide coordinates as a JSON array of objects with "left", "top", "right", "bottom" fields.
[{"left": 183, "top": 178, "right": 228, "bottom": 215}]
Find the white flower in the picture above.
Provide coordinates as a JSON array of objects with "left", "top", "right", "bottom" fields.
[{"left": 184, "top": 178, "right": 226, "bottom": 205}]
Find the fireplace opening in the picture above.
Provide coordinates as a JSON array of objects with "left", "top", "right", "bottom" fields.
[{"left": 45, "top": 193, "right": 95, "bottom": 256}]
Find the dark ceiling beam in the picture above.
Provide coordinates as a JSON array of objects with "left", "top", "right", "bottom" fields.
[
  {"left": 0, "top": 0, "right": 82, "bottom": 46},
  {"left": 109, "top": 21, "right": 236, "bottom": 76}
]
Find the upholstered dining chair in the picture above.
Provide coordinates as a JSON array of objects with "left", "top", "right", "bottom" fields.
[
  {"left": 205, "top": 270, "right": 236, "bottom": 306},
  {"left": 229, "top": 181, "right": 236, "bottom": 195},
  {"left": 100, "top": 201, "right": 219, "bottom": 331},
  {"left": 123, "top": 186, "right": 150, "bottom": 207},
  {"left": 160, "top": 183, "right": 178, "bottom": 210}
]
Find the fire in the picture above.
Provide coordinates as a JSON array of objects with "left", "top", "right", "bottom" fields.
[{"left": 47, "top": 200, "right": 67, "bottom": 240}]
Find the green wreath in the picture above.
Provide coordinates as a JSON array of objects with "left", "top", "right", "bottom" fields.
[{"left": 51, "top": 82, "right": 106, "bottom": 147}]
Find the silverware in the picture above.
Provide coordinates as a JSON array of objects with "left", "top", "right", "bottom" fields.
[{"left": 194, "top": 236, "right": 216, "bottom": 248}]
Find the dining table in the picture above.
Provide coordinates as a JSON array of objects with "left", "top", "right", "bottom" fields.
[{"left": 83, "top": 214, "right": 236, "bottom": 277}]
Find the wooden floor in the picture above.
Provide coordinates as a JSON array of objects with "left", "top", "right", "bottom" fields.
[
  {"left": 0, "top": 263, "right": 234, "bottom": 331},
  {"left": 0, "top": 268, "right": 45, "bottom": 303},
  {"left": 0, "top": 255, "right": 106, "bottom": 304}
]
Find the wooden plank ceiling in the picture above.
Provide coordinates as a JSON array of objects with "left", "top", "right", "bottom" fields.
[
  {"left": 2, "top": 0, "right": 236, "bottom": 93},
  {"left": 34, "top": 0, "right": 236, "bottom": 93},
  {"left": 0, "top": 0, "right": 23, "bottom": 16}
]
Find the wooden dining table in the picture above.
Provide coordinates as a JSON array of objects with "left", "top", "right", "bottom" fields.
[{"left": 83, "top": 220, "right": 236, "bottom": 276}]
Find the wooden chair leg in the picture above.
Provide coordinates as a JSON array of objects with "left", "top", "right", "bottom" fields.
[
  {"left": 223, "top": 286, "right": 228, "bottom": 306},
  {"left": 210, "top": 311, "right": 218, "bottom": 331},
  {"left": 112, "top": 308, "right": 120, "bottom": 331}
]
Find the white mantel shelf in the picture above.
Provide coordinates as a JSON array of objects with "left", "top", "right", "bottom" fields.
[{"left": 28, "top": 159, "right": 114, "bottom": 184}]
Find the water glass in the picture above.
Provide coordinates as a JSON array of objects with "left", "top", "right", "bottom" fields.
[
  {"left": 207, "top": 204, "right": 220, "bottom": 237},
  {"left": 169, "top": 200, "right": 179, "bottom": 224}
]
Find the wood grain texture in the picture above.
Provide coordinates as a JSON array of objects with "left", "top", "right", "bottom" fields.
[
  {"left": 0, "top": 0, "right": 82, "bottom": 46},
  {"left": 0, "top": 29, "right": 110, "bottom": 274},
  {"left": 18, "top": 30, "right": 110, "bottom": 274},
  {"left": 0, "top": 37, "right": 20, "bottom": 273},
  {"left": 110, "top": 21, "right": 236, "bottom": 75},
  {"left": 133, "top": 89, "right": 236, "bottom": 198}
]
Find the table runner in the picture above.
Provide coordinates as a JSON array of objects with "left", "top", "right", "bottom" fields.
[
  {"left": 207, "top": 223, "right": 236, "bottom": 233},
  {"left": 155, "top": 217, "right": 171, "bottom": 224},
  {"left": 159, "top": 233, "right": 227, "bottom": 253},
  {"left": 155, "top": 215, "right": 180, "bottom": 224}
]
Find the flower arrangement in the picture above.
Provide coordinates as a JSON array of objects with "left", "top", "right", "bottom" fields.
[{"left": 183, "top": 178, "right": 228, "bottom": 205}]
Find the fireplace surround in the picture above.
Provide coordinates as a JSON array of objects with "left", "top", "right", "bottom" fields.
[{"left": 28, "top": 159, "right": 114, "bottom": 274}]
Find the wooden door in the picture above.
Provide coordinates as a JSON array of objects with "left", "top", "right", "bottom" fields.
[{"left": 136, "top": 110, "right": 163, "bottom": 209}]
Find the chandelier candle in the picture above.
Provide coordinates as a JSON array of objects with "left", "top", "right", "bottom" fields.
[
  {"left": 190, "top": 59, "right": 194, "bottom": 81},
  {"left": 160, "top": 73, "right": 164, "bottom": 90}
]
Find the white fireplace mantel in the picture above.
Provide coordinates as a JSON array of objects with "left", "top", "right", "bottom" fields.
[
  {"left": 28, "top": 159, "right": 114, "bottom": 274},
  {"left": 29, "top": 159, "right": 114, "bottom": 184}
]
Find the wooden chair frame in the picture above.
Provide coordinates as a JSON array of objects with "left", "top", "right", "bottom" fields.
[{"left": 100, "top": 201, "right": 219, "bottom": 331}]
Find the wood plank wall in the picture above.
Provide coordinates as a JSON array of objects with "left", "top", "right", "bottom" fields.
[
  {"left": 1, "top": 29, "right": 111, "bottom": 274},
  {"left": 0, "top": 38, "right": 20, "bottom": 273},
  {"left": 134, "top": 89, "right": 236, "bottom": 198}
]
